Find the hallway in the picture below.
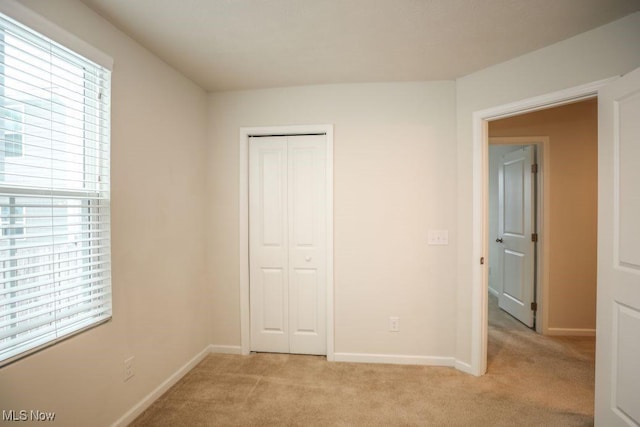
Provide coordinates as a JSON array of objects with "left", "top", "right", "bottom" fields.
[{"left": 487, "top": 293, "right": 595, "bottom": 417}]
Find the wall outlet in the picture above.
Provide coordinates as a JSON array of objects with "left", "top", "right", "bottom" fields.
[
  {"left": 124, "top": 356, "right": 135, "bottom": 382},
  {"left": 389, "top": 316, "right": 400, "bottom": 332}
]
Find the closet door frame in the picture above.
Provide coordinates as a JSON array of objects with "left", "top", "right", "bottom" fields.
[{"left": 239, "top": 124, "right": 334, "bottom": 360}]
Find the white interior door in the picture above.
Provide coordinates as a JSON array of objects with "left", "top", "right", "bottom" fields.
[
  {"left": 497, "top": 146, "right": 536, "bottom": 327},
  {"left": 249, "top": 134, "right": 327, "bottom": 355},
  {"left": 288, "top": 137, "right": 327, "bottom": 354},
  {"left": 595, "top": 67, "right": 640, "bottom": 426},
  {"left": 249, "top": 136, "right": 289, "bottom": 353}
]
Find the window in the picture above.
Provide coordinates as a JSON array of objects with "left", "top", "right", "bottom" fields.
[
  {"left": 0, "top": 12, "right": 111, "bottom": 366},
  {"left": 1, "top": 104, "right": 23, "bottom": 157},
  {"left": 1, "top": 204, "right": 24, "bottom": 237}
]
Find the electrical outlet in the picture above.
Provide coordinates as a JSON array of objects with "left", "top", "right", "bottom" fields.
[
  {"left": 124, "top": 356, "right": 135, "bottom": 382},
  {"left": 389, "top": 316, "right": 400, "bottom": 332}
]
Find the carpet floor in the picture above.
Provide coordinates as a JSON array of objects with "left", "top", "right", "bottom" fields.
[{"left": 131, "top": 295, "right": 595, "bottom": 426}]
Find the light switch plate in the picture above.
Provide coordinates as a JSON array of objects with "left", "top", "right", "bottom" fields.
[{"left": 428, "top": 230, "right": 449, "bottom": 245}]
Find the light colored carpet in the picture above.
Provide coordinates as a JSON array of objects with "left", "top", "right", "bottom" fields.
[{"left": 131, "top": 295, "right": 595, "bottom": 426}]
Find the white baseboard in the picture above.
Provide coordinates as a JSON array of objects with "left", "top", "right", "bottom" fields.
[
  {"left": 488, "top": 287, "right": 500, "bottom": 297},
  {"left": 111, "top": 346, "right": 211, "bottom": 427},
  {"left": 333, "top": 352, "right": 455, "bottom": 367},
  {"left": 209, "top": 344, "right": 243, "bottom": 354},
  {"left": 454, "top": 360, "right": 474, "bottom": 375},
  {"left": 546, "top": 327, "right": 596, "bottom": 337}
]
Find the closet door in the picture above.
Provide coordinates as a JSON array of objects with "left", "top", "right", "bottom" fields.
[
  {"left": 288, "top": 135, "right": 326, "bottom": 355},
  {"left": 249, "top": 137, "right": 289, "bottom": 353},
  {"left": 249, "top": 135, "right": 326, "bottom": 355}
]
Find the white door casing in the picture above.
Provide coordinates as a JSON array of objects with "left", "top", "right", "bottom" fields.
[
  {"left": 595, "top": 66, "right": 640, "bottom": 426},
  {"left": 249, "top": 134, "right": 327, "bottom": 355},
  {"left": 471, "top": 78, "right": 615, "bottom": 377},
  {"left": 497, "top": 146, "right": 536, "bottom": 328}
]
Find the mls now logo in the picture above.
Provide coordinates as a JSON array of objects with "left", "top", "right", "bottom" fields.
[{"left": 2, "top": 410, "right": 56, "bottom": 422}]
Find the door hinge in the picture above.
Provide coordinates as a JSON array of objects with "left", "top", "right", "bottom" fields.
[
  {"left": 531, "top": 302, "right": 538, "bottom": 311},
  {"left": 480, "top": 257, "right": 485, "bottom": 265},
  {"left": 531, "top": 233, "right": 538, "bottom": 242},
  {"left": 531, "top": 164, "right": 538, "bottom": 174}
]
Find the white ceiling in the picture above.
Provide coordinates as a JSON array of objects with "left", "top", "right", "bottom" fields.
[{"left": 79, "top": 0, "right": 640, "bottom": 92}]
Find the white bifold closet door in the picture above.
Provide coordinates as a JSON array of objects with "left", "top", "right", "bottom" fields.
[{"left": 249, "top": 134, "right": 327, "bottom": 355}]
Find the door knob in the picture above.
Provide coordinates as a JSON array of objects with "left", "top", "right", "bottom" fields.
[
  {"left": 496, "top": 238, "right": 503, "bottom": 243},
  {"left": 305, "top": 256, "right": 312, "bottom": 262}
]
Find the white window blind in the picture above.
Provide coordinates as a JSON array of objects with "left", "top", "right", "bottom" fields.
[{"left": 0, "top": 12, "right": 111, "bottom": 366}]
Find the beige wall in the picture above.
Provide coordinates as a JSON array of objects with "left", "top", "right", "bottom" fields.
[
  {"left": 456, "top": 12, "right": 640, "bottom": 364},
  {"left": 489, "top": 100, "right": 598, "bottom": 331},
  {"left": 207, "top": 82, "right": 458, "bottom": 357},
  {"left": 0, "top": 1, "right": 210, "bottom": 426}
]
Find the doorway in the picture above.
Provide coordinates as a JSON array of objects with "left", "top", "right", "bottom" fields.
[
  {"left": 238, "top": 125, "right": 335, "bottom": 360},
  {"left": 484, "top": 101, "right": 598, "bottom": 412},
  {"left": 469, "top": 78, "right": 612, "bottom": 376},
  {"left": 489, "top": 100, "right": 597, "bottom": 339}
]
